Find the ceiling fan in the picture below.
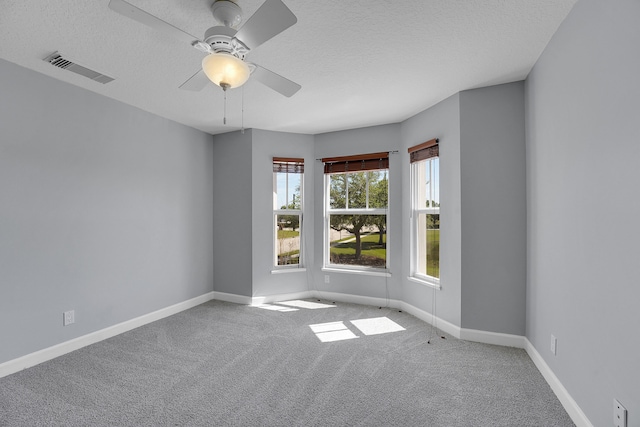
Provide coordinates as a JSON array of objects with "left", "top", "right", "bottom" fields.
[{"left": 108, "top": 0, "right": 301, "bottom": 97}]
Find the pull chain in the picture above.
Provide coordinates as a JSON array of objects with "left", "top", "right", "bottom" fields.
[
  {"left": 223, "top": 89, "right": 227, "bottom": 125},
  {"left": 241, "top": 85, "right": 245, "bottom": 134}
]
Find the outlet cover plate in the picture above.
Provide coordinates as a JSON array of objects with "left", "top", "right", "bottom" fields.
[
  {"left": 63, "top": 310, "right": 75, "bottom": 326},
  {"left": 614, "top": 399, "right": 627, "bottom": 427},
  {"left": 550, "top": 334, "right": 557, "bottom": 355}
]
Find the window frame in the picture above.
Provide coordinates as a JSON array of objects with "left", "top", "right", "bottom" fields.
[
  {"left": 273, "top": 157, "right": 304, "bottom": 270},
  {"left": 322, "top": 153, "right": 390, "bottom": 274},
  {"left": 409, "top": 139, "right": 440, "bottom": 287}
]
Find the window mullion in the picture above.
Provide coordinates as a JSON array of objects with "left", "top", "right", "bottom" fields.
[
  {"left": 328, "top": 208, "right": 387, "bottom": 215},
  {"left": 345, "top": 174, "right": 349, "bottom": 210},
  {"left": 276, "top": 209, "right": 301, "bottom": 215},
  {"left": 430, "top": 160, "right": 434, "bottom": 208},
  {"left": 366, "top": 171, "right": 370, "bottom": 209},
  {"left": 285, "top": 171, "right": 289, "bottom": 207}
]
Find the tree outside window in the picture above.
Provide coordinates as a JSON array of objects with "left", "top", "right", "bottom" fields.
[{"left": 326, "top": 168, "right": 388, "bottom": 269}]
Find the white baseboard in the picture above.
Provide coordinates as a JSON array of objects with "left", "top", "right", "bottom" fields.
[
  {"left": 212, "top": 291, "right": 253, "bottom": 305},
  {"left": 254, "top": 290, "right": 530, "bottom": 347},
  {"left": 0, "top": 292, "right": 215, "bottom": 379},
  {"left": 251, "top": 291, "right": 314, "bottom": 306},
  {"left": 524, "top": 338, "right": 593, "bottom": 427},
  {"left": 311, "top": 290, "right": 396, "bottom": 309},
  {"left": 313, "top": 291, "right": 463, "bottom": 339},
  {"left": 398, "top": 301, "right": 462, "bottom": 339},
  {"left": 459, "top": 328, "right": 526, "bottom": 348},
  {"left": 247, "top": 289, "right": 463, "bottom": 339}
]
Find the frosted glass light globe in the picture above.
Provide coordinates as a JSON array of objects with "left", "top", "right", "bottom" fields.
[{"left": 202, "top": 53, "right": 250, "bottom": 90}]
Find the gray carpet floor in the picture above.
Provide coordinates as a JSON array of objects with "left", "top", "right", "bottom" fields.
[{"left": 0, "top": 299, "right": 574, "bottom": 426}]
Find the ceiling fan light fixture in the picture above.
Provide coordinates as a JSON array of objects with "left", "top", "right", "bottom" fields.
[{"left": 202, "top": 52, "right": 250, "bottom": 90}]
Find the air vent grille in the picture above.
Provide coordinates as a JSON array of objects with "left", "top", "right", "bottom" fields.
[{"left": 44, "top": 52, "right": 114, "bottom": 84}]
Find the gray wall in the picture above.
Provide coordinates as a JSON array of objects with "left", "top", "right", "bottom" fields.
[
  {"left": 251, "top": 129, "right": 315, "bottom": 297},
  {"left": 525, "top": 0, "right": 640, "bottom": 425},
  {"left": 400, "top": 93, "right": 462, "bottom": 328},
  {"left": 211, "top": 128, "right": 315, "bottom": 298},
  {"left": 459, "top": 83, "right": 526, "bottom": 335},
  {"left": 211, "top": 130, "right": 253, "bottom": 297},
  {"left": 0, "top": 59, "right": 214, "bottom": 365},
  {"left": 398, "top": 83, "right": 526, "bottom": 336}
]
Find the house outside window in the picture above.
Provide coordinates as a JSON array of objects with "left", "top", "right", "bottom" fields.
[{"left": 273, "top": 157, "right": 304, "bottom": 268}]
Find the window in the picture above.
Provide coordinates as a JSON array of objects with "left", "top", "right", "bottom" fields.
[
  {"left": 323, "top": 152, "right": 389, "bottom": 271},
  {"left": 273, "top": 157, "right": 304, "bottom": 268},
  {"left": 409, "top": 139, "right": 440, "bottom": 283}
]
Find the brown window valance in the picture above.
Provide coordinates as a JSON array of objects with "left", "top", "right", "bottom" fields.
[
  {"left": 322, "top": 152, "right": 389, "bottom": 174},
  {"left": 408, "top": 138, "right": 439, "bottom": 163},
  {"left": 273, "top": 157, "right": 304, "bottom": 173}
]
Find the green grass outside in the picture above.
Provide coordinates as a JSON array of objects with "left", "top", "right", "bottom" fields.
[
  {"left": 426, "top": 229, "right": 440, "bottom": 278},
  {"left": 330, "top": 233, "right": 386, "bottom": 261},
  {"left": 277, "top": 229, "right": 299, "bottom": 239},
  {"left": 426, "top": 262, "right": 439, "bottom": 278},
  {"left": 281, "top": 228, "right": 438, "bottom": 274}
]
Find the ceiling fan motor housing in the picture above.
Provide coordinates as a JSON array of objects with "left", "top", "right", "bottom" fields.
[{"left": 203, "top": 26, "right": 249, "bottom": 59}]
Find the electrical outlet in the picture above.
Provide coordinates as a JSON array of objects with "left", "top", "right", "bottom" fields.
[
  {"left": 550, "top": 334, "right": 557, "bottom": 355},
  {"left": 63, "top": 310, "right": 75, "bottom": 326},
  {"left": 324, "top": 275, "right": 330, "bottom": 283},
  {"left": 614, "top": 399, "right": 627, "bottom": 427}
]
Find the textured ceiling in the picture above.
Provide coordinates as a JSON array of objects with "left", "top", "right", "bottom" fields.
[{"left": 0, "top": 0, "right": 577, "bottom": 136}]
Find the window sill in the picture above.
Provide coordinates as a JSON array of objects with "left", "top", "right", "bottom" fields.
[
  {"left": 407, "top": 276, "right": 441, "bottom": 290},
  {"left": 271, "top": 268, "right": 307, "bottom": 275},
  {"left": 322, "top": 267, "right": 391, "bottom": 278}
]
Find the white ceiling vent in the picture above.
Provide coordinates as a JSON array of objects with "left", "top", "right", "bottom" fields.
[{"left": 43, "top": 52, "right": 114, "bottom": 84}]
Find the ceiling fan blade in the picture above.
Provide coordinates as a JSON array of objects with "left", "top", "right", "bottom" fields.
[
  {"left": 179, "top": 69, "right": 210, "bottom": 91},
  {"left": 251, "top": 65, "right": 301, "bottom": 97},
  {"left": 108, "top": 0, "right": 200, "bottom": 46},
  {"left": 234, "top": 0, "right": 297, "bottom": 50}
]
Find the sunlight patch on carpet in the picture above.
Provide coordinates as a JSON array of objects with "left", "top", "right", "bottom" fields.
[
  {"left": 279, "top": 300, "right": 336, "bottom": 309},
  {"left": 350, "top": 317, "right": 405, "bottom": 336},
  {"left": 252, "top": 304, "right": 299, "bottom": 312},
  {"left": 309, "top": 321, "right": 358, "bottom": 342}
]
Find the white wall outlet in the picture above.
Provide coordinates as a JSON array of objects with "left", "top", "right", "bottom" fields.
[
  {"left": 614, "top": 399, "right": 627, "bottom": 427},
  {"left": 550, "top": 334, "right": 557, "bottom": 355},
  {"left": 324, "top": 275, "right": 330, "bottom": 283},
  {"left": 63, "top": 310, "right": 75, "bottom": 326}
]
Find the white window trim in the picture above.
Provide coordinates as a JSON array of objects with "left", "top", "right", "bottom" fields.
[
  {"left": 273, "top": 166, "right": 304, "bottom": 270},
  {"left": 328, "top": 208, "right": 388, "bottom": 215},
  {"left": 409, "top": 159, "right": 440, "bottom": 283},
  {"left": 271, "top": 268, "right": 307, "bottom": 274},
  {"left": 323, "top": 267, "right": 391, "bottom": 278},
  {"left": 323, "top": 171, "right": 390, "bottom": 272},
  {"left": 407, "top": 275, "right": 440, "bottom": 290}
]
